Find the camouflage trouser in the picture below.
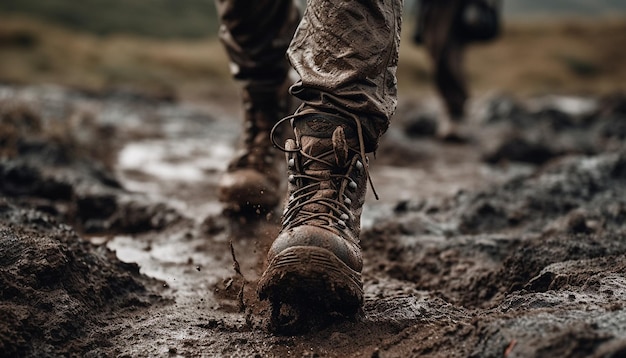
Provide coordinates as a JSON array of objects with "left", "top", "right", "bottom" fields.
[{"left": 215, "top": 0, "right": 403, "bottom": 151}]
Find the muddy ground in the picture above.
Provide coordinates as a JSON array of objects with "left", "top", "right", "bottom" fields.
[{"left": 1, "top": 84, "right": 626, "bottom": 357}]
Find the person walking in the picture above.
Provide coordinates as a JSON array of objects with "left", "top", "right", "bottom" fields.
[
  {"left": 215, "top": 0, "right": 402, "bottom": 330},
  {"left": 414, "top": 0, "right": 501, "bottom": 140}
]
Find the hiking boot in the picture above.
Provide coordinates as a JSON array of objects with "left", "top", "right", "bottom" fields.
[
  {"left": 257, "top": 113, "right": 371, "bottom": 332},
  {"left": 437, "top": 115, "right": 472, "bottom": 143},
  {"left": 218, "top": 86, "right": 289, "bottom": 214}
]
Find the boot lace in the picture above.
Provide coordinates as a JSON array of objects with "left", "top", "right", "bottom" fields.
[{"left": 270, "top": 108, "right": 379, "bottom": 231}]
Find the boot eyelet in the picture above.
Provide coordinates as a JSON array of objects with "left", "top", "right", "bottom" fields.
[
  {"left": 337, "top": 220, "right": 346, "bottom": 228},
  {"left": 349, "top": 181, "right": 357, "bottom": 190},
  {"left": 340, "top": 213, "right": 349, "bottom": 221},
  {"left": 288, "top": 158, "right": 295, "bottom": 168},
  {"left": 356, "top": 160, "right": 363, "bottom": 170},
  {"left": 288, "top": 174, "right": 295, "bottom": 183},
  {"left": 344, "top": 197, "right": 352, "bottom": 205}
]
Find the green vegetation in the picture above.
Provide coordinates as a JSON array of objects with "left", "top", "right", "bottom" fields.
[
  {"left": 2, "top": 0, "right": 626, "bottom": 40},
  {"left": 0, "top": 17, "right": 231, "bottom": 99},
  {"left": 0, "top": 0, "right": 218, "bottom": 38},
  {"left": 1, "top": 12, "right": 625, "bottom": 101}
]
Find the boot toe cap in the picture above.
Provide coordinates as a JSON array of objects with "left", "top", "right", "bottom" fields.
[
  {"left": 268, "top": 225, "right": 362, "bottom": 271},
  {"left": 218, "top": 169, "right": 280, "bottom": 207}
]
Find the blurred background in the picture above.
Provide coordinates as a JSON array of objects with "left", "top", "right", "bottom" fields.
[{"left": 0, "top": 0, "right": 625, "bottom": 102}]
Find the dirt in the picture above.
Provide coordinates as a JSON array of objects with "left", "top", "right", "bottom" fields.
[{"left": 1, "top": 83, "right": 626, "bottom": 357}]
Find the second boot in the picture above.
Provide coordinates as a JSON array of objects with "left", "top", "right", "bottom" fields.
[{"left": 218, "top": 85, "right": 289, "bottom": 213}]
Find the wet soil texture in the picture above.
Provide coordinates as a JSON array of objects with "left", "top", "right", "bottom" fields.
[{"left": 1, "top": 84, "right": 626, "bottom": 357}]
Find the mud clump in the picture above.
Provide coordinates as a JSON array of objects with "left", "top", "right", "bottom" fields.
[
  {"left": 0, "top": 95, "right": 168, "bottom": 356},
  {"left": 484, "top": 136, "right": 557, "bottom": 165},
  {"left": 0, "top": 203, "right": 160, "bottom": 356},
  {"left": 361, "top": 150, "right": 626, "bottom": 357},
  {"left": 403, "top": 112, "right": 438, "bottom": 138},
  {"left": 482, "top": 94, "right": 626, "bottom": 164},
  {"left": 452, "top": 152, "right": 626, "bottom": 235},
  {"left": 0, "top": 99, "right": 180, "bottom": 235}
]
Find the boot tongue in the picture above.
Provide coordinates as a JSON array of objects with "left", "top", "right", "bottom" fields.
[
  {"left": 299, "top": 135, "right": 335, "bottom": 171},
  {"left": 294, "top": 116, "right": 355, "bottom": 171},
  {"left": 332, "top": 126, "right": 349, "bottom": 168}
]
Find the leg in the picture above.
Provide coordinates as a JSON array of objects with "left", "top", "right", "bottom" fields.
[
  {"left": 423, "top": 0, "right": 467, "bottom": 141},
  {"left": 287, "top": 0, "right": 403, "bottom": 152},
  {"left": 435, "top": 39, "right": 467, "bottom": 122},
  {"left": 434, "top": 39, "right": 470, "bottom": 141},
  {"left": 257, "top": 0, "right": 403, "bottom": 332},
  {"left": 215, "top": 0, "right": 300, "bottom": 213},
  {"left": 215, "top": 0, "right": 299, "bottom": 88},
  {"left": 420, "top": 0, "right": 468, "bottom": 139}
]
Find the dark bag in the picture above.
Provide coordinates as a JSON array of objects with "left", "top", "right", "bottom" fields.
[{"left": 458, "top": 0, "right": 501, "bottom": 42}]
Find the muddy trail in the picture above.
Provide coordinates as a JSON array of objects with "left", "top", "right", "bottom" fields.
[{"left": 1, "top": 84, "right": 626, "bottom": 357}]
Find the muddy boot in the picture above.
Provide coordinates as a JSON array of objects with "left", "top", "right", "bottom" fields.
[
  {"left": 437, "top": 114, "right": 471, "bottom": 143},
  {"left": 258, "top": 114, "right": 369, "bottom": 333},
  {"left": 218, "top": 86, "right": 289, "bottom": 215}
]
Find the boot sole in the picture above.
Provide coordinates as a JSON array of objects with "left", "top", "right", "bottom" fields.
[{"left": 257, "top": 246, "right": 363, "bottom": 333}]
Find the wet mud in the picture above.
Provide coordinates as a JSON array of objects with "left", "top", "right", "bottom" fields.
[{"left": 1, "top": 84, "right": 626, "bottom": 357}]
